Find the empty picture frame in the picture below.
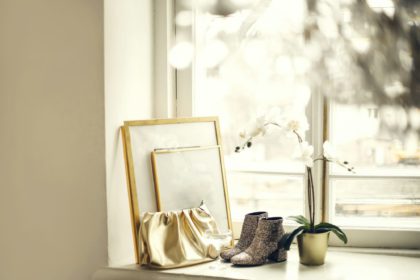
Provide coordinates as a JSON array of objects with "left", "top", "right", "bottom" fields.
[
  {"left": 151, "top": 146, "right": 231, "bottom": 232},
  {"left": 121, "top": 117, "right": 232, "bottom": 263}
]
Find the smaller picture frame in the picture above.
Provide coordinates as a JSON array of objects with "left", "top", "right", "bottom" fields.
[{"left": 151, "top": 145, "right": 232, "bottom": 232}]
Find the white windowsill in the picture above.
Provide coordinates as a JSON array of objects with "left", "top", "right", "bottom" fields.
[{"left": 93, "top": 247, "right": 420, "bottom": 280}]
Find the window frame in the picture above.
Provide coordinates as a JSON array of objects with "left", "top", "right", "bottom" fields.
[{"left": 160, "top": 0, "right": 420, "bottom": 249}]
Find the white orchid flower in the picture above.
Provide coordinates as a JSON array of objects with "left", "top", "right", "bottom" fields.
[
  {"left": 323, "top": 141, "right": 338, "bottom": 161},
  {"left": 284, "top": 114, "right": 309, "bottom": 138},
  {"left": 240, "top": 115, "right": 268, "bottom": 139},
  {"left": 323, "top": 141, "right": 354, "bottom": 172},
  {"left": 293, "top": 141, "right": 314, "bottom": 167},
  {"left": 253, "top": 116, "right": 268, "bottom": 136}
]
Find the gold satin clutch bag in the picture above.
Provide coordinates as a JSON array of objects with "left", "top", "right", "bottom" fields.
[{"left": 139, "top": 203, "right": 220, "bottom": 269}]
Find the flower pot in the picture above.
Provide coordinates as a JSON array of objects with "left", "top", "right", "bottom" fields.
[{"left": 297, "top": 231, "right": 330, "bottom": 266}]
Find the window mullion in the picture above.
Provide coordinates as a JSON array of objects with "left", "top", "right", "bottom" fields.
[
  {"left": 154, "top": 0, "right": 177, "bottom": 118},
  {"left": 174, "top": 1, "right": 195, "bottom": 117},
  {"left": 309, "top": 90, "right": 327, "bottom": 224}
]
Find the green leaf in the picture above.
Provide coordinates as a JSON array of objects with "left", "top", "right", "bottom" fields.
[
  {"left": 316, "top": 227, "right": 346, "bottom": 243},
  {"left": 288, "top": 215, "right": 310, "bottom": 227},
  {"left": 282, "top": 226, "right": 306, "bottom": 250},
  {"left": 278, "top": 233, "right": 290, "bottom": 248},
  {"left": 315, "top": 223, "right": 348, "bottom": 244},
  {"left": 330, "top": 228, "right": 348, "bottom": 244}
]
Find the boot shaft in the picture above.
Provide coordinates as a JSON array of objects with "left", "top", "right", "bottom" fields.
[
  {"left": 237, "top": 211, "right": 268, "bottom": 249},
  {"left": 254, "top": 217, "right": 284, "bottom": 243}
]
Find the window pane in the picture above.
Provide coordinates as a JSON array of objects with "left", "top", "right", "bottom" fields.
[
  {"left": 228, "top": 173, "right": 304, "bottom": 221},
  {"left": 329, "top": 103, "right": 420, "bottom": 176},
  {"left": 331, "top": 178, "right": 420, "bottom": 229},
  {"left": 193, "top": 2, "right": 308, "bottom": 172},
  {"left": 192, "top": 2, "right": 306, "bottom": 219}
]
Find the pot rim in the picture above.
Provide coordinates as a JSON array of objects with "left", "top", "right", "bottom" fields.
[{"left": 299, "top": 231, "right": 330, "bottom": 236}]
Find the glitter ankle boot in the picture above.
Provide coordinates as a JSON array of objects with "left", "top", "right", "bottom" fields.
[
  {"left": 220, "top": 211, "right": 268, "bottom": 261},
  {"left": 231, "top": 217, "right": 287, "bottom": 266}
]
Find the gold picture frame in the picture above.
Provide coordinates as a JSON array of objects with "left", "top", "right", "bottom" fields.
[
  {"left": 121, "top": 117, "right": 232, "bottom": 263},
  {"left": 151, "top": 145, "right": 232, "bottom": 232}
]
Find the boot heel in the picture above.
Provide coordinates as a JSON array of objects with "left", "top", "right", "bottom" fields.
[{"left": 268, "top": 247, "right": 287, "bottom": 262}]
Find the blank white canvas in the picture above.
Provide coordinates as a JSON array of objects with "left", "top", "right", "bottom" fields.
[{"left": 153, "top": 147, "right": 229, "bottom": 231}]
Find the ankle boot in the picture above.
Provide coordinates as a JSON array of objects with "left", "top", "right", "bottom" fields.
[
  {"left": 220, "top": 211, "right": 268, "bottom": 261},
  {"left": 231, "top": 217, "right": 287, "bottom": 266}
]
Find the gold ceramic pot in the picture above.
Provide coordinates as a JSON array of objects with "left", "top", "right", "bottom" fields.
[{"left": 297, "top": 231, "right": 330, "bottom": 266}]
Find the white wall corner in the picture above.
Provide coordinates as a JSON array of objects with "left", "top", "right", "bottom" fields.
[{"left": 104, "top": 0, "right": 154, "bottom": 266}]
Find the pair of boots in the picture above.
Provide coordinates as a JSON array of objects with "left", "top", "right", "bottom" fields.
[{"left": 220, "top": 212, "right": 287, "bottom": 266}]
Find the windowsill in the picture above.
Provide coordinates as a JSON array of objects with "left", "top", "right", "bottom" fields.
[{"left": 93, "top": 247, "right": 420, "bottom": 280}]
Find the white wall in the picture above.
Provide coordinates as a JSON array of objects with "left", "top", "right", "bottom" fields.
[
  {"left": 0, "top": 0, "right": 107, "bottom": 279},
  {"left": 104, "top": 0, "right": 154, "bottom": 266}
]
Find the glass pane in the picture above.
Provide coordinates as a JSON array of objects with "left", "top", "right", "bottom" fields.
[
  {"left": 193, "top": 2, "right": 308, "bottom": 173},
  {"left": 192, "top": 1, "right": 307, "bottom": 219},
  {"left": 329, "top": 103, "right": 420, "bottom": 176},
  {"left": 224, "top": 134, "right": 305, "bottom": 174},
  {"left": 331, "top": 178, "right": 420, "bottom": 229},
  {"left": 228, "top": 173, "right": 304, "bottom": 222}
]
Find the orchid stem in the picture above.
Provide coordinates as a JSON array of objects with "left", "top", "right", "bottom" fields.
[{"left": 292, "top": 129, "right": 315, "bottom": 231}]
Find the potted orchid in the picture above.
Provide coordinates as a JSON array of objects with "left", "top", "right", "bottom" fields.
[{"left": 235, "top": 112, "right": 353, "bottom": 266}]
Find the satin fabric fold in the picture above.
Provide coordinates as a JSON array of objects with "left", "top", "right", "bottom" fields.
[{"left": 140, "top": 204, "right": 220, "bottom": 268}]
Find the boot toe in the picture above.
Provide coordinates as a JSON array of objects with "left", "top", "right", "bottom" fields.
[
  {"left": 231, "top": 252, "right": 257, "bottom": 266},
  {"left": 220, "top": 247, "right": 241, "bottom": 261}
]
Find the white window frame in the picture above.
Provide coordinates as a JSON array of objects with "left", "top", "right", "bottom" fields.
[
  {"left": 153, "top": 0, "right": 194, "bottom": 119},
  {"left": 155, "top": 0, "right": 420, "bottom": 249},
  {"left": 153, "top": 0, "right": 177, "bottom": 118}
]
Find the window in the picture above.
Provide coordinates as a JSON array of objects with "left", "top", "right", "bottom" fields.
[
  {"left": 328, "top": 103, "right": 420, "bottom": 230},
  {"left": 168, "top": 0, "right": 420, "bottom": 248}
]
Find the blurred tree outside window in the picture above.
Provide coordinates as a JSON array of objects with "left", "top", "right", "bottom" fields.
[{"left": 174, "top": 0, "right": 420, "bottom": 230}]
